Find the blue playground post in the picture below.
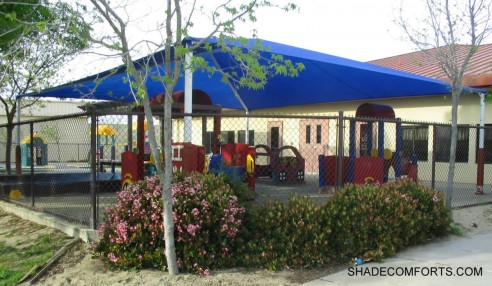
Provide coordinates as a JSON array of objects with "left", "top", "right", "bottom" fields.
[
  {"left": 349, "top": 119, "right": 356, "bottom": 183},
  {"left": 378, "top": 121, "right": 384, "bottom": 158}
]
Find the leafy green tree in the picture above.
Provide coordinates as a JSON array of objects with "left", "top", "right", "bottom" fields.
[
  {"left": 86, "top": 0, "right": 302, "bottom": 274},
  {"left": 0, "top": 0, "right": 90, "bottom": 174}
]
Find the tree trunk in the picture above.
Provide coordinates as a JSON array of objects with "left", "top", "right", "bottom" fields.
[
  {"left": 140, "top": 87, "right": 178, "bottom": 274},
  {"left": 445, "top": 90, "right": 460, "bottom": 209},
  {"left": 162, "top": 87, "right": 179, "bottom": 274}
]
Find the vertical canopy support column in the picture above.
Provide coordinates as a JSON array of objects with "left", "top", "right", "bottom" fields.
[{"left": 184, "top": 50, "right": 193, "bottom": 143}]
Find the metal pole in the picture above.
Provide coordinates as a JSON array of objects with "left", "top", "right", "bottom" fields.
[
  {"left": 16, "top": 99, "right": 22, "bottom": 175},
  {"left": 476, "top": 93, "right": 485, "bottom": 195},
  {"left": 184, "top": 51, "right": 193, "bottom": 142},
  {"left": 16, "top": 98, "right": 21, "bottom": 144},
  {"left": 90, "top": 109, "right": 98, "bottom": 229},
  {"left": 30, "top": 123, "right": 34, "bottom": 207},
  {"left": 431, "top": 125, "right": 436, "bottom": 190},
  {"left": 349, "top": 119, "right": 356, "bottom": 183},
  {"left": 336, "top": 111, "right": 344, "bottom": 188},
  {"left": 395, "top": 119, "right": 402, "bottom": 178}
]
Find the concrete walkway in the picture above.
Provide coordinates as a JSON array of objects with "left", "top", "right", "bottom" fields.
[{"left": 302, "top": 233, "right": 492, "bottom": 286}]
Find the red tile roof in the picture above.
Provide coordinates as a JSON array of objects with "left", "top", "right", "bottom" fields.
[{"left": 369, "top": 43, "right": 492, "bottom": 88}]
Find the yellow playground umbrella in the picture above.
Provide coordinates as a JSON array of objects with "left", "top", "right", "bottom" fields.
[{"left": 97, "top": 124, "right": 116, "bottom": 136}]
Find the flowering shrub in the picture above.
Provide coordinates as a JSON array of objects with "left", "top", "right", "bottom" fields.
[{"left": 93, "top": 172, "right": 246, "bottom": 274}]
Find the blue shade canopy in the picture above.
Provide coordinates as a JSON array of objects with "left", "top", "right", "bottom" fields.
[{"left": 18, "top": 37, "right": 483, "bottom": 110}]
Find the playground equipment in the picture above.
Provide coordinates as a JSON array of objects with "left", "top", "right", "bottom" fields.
[
  {"left": 121, "top": 89, "right": 223, "bottom": 187},
  {"left": 254, "top": 145, "right": 273, "bottom": 178},
  {"left": 319, "top": 103, "right": 418, "bottom": 188},
  {"left": 97, "top": 124, "right": 118, "bottom": 172},
  {"left": 20, "top": 133, "right": 48, "bottom": 166},
  {"left": 209, "top": 143, "right": 256, "bottom": 189},
  {"left": 255, "top": 144, "right": 305, "bottom": 184}
]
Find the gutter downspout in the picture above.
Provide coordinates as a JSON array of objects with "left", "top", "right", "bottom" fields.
[
  {"left": 476, "top": 93, "right": 485, "bottom": 195},
  {"left": 208, "top": 52, "right": 250, "bottom": 143}
]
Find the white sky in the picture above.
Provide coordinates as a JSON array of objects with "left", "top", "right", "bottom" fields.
[
  {"left": 216, "top": 0, "right": 415, "bottom": 62},
  {"left": 64, "top": 0, "right": 491, "bottom": 81}
]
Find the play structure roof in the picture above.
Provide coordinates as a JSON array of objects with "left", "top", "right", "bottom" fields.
[{"left": 17, "top": 37, "right": 484, "bottom": 111}]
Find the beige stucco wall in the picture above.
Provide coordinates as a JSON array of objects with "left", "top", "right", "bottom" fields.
[
  {"left": 250, "top": 95, "right": 491, "bottom": 184},
  {"left": 252, "top": 94, "right": 490, "bottom": 124}
]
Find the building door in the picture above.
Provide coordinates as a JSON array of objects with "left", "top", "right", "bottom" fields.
[
  {"left": 299, "top": 120, "right": 329, "bottom": 173},
  {"left": 267, "top": 121, "right": 283, "bottom": 152}
]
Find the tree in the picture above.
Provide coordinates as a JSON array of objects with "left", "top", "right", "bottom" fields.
[
  {"left": 398, "top": 0, "right": 492, "bottom": 209},
  {"left": 85, "top": 0, "right": 301, "bottom": 274},
  {"left": 0, "top": 0, "right": 90, "bottom": 174}
]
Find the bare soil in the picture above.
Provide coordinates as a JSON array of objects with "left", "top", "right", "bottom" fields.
[{"left": 3, "top": 204, "right": 491, "bottom": 286}]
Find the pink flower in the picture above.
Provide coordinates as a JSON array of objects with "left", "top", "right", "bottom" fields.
[
  {"left": 187, "top": 224, "right": 198, "bottom": 236},
  {"left": 201, "top": 200, "right": 209, "bottom": 208},
  {"left": 108, "top": 253, "right": 119, "bottom": 263},
  {"left": 221, "top": 224, "right": 228, "bottom": 232},
  {"left": 192, "top": 208, "right": 199, "bottom": 216},
  {"left": 203, "top": 269, "right": 210, "bottom": 276},
  {"left": 116, "top": 222, "right": 128, "bottom": 243}
]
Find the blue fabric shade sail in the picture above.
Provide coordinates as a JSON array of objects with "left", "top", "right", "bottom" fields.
[{"left": 18, "top": 37, "right": 483, "bottom": 110}]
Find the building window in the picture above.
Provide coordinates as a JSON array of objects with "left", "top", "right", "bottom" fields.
[
  {"left": 204, "top": 132, "right": 213, "bottom": 153},
  {"left": 204, "top": 130, "right": 236, "bottom": 153},
  {"left": 238, "top": 130, "right": 255, "bottom": 145},
  {"left": 305, "top": 124, "right": 311, "bottom": 144},
  {"left": 402, "top": 126, "right": 428, "bottom": 161},
  {"left": 435, "top": 126, "right": 469, "bottom": 163},
  {"left": 221, "top": 131, "right": 235, "bottom": 144},
  {"left": 316, "top": 124, "right": 322, "bottom": 144},
  {"left": 475, "top": 124, "right": 492, "bottom": 164}
]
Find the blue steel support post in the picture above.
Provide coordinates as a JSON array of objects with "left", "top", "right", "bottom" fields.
[
  {"left": 367, "top": 122, "right": 373, "bottom": 155},
  {"left": 378, "top": 121, "right": 384, "bottom": 158},
  {"left": 319, "top": 155, "right": 325, "bottom": 187},
  {"left": 349, "top": 119, "right": 356, "bottom": 183},
  {"left": 395, "top": 118, "right": 402, "bottom": 178}
]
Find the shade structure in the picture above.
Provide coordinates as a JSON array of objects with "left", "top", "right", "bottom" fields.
[{"left": 17, "top": 37, "right": 484, "bottom": 110}]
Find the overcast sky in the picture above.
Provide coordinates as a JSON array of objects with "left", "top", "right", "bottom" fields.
[
  {"left": 66, "top": 0, "right": 491, "bottom": 81},
  {"left": 208, "top": 0, "right": 416, "bottom": 62}
]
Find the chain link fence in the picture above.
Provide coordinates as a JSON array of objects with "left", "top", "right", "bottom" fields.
[{"left": 1, "top": 108, "right": 492, "bottom": 228}]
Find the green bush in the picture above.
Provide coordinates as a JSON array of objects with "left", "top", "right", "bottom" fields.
[
  {"left": 93, "top": 172, "right": 246, "bottom": 274},
  {"left": 237, "top": 196, "right": 332, "bottom": 270},
  {"left": 94, "top": 175, "right": 451, "bottom": 273},
  {"left": 325, "top": 179, "right": 451, "bottom": 262}
]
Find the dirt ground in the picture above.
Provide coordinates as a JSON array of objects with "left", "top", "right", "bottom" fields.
[{"left": 2, "top": 204, "right": 491, "bottom": 286}]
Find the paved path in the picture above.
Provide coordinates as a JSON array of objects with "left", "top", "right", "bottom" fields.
[{"left": 303, "top": 233, "right": 492, "bottom": 286}]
